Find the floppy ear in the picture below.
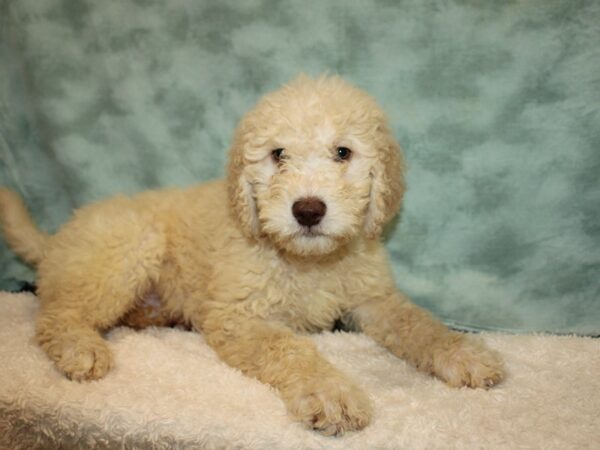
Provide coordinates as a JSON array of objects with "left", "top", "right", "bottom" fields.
[
  {"left": 227, "top": 131, "right": 260, "bottom": 239},
  {"left": 364, "top": 125, "right": 407, "bottom": 239}
]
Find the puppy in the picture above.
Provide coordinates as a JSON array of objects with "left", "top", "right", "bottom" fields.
[{"left": 0, "top": 76, "right": 503, "bottom": 435}]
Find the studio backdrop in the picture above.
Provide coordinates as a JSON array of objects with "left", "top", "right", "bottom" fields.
[{"left": 0, "top": 0, "right": 598, "bottom": 335}]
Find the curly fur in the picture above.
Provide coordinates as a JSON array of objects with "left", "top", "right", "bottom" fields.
[{"left": 0, "top": 75, "right": 503, "bottom": 435}]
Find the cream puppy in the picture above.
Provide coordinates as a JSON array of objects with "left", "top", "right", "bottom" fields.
[{"left": 0, "top": 76, "right": 503, "bottom": 436}]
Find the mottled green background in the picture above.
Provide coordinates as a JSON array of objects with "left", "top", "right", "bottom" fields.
[{"left": 0, "top": 0, "right": 598, "bottom": 334}]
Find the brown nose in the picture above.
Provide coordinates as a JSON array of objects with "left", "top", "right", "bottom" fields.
[{"left": 292, "top": 197, "right": 327, "bottom": 227}]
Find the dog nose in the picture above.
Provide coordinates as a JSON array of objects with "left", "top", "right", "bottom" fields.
[{"left": 292, "top": 197, "right": 327, "bottom": 227}]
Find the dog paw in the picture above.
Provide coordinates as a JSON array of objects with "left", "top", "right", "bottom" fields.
[
  {"left": 432, "top": 334, "right": 504, "bottom": 389},
  {"left": 56, "top": 340, "right": 113, "bottom": 382},
  {"left": 284, "top": 375, "right": 372, "bottom": 436}
]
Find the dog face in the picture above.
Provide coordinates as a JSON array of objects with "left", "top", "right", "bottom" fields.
[{"left": 228, "top": 76, "right": 406, "bottom": 257}]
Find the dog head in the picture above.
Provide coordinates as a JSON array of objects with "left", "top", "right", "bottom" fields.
[{"left": 228, "top": 75, "right": 405, "bottom": 257}]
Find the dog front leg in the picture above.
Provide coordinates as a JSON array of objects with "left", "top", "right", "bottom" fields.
[
  {"left": 351, "top": 293, "right": 504, "bottom": 388},
  {"left": 200, "top": 314, "right": 371, "bottom": 435}
]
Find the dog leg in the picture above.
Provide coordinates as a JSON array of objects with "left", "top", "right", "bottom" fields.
[
  {"left": 36, "top": 313, "right": 115, "bottom": 381},
  {"left": 200, "top": 314, "right": 372, "bottom": 435},
  {"left": 352, "top": 293, "right": 504, "bottom": 389},
  {"left": 35, "top": 211, "right": 166, "bottom": 381}
]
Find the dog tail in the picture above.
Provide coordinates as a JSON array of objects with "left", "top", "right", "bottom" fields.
[{"left": 0, "top": 187, "right": 49, "bottom": 266}]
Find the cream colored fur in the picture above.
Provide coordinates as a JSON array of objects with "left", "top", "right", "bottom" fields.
[{"left": 0, "top": 76, "right": 503, "bottom": 436}]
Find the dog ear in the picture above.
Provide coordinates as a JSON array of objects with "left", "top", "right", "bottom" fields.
[
  {"left": 227, "top": 132, "right": 260, "bottom": 239},
  {"left": 364, "top": 125, "right": 406, "bottom": 239}
]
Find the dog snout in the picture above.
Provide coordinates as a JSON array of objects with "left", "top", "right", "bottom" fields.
[{"left": 292, "top": 197, "right": 327, "bottom": 227}]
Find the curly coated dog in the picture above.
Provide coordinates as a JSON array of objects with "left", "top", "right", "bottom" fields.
[{"left": 0, "top": 75, "right": 503, "bottom": 435}]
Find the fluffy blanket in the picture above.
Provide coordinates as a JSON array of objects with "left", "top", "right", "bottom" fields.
[{"left": 0, "top": 291, "right": 598, "bottom": 449}]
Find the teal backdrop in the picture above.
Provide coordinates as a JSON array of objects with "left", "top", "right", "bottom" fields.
[{"left": 0, "top": 0, "right": 598, "bottom": 334}]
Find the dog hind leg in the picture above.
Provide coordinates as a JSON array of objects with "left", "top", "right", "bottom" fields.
[{"left": 35, "top": 207, "right": 166, "bottom": 381}]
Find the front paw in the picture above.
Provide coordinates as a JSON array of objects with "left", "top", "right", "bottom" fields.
[
  {"left": 432, "top": 333, "right": 504, "bottom": 389},
  {"left": 283, "top": 374, "right": 372, "bottom": 436}
]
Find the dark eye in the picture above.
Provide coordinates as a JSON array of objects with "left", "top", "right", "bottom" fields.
[
  {"left": 271, "top": 148, "right": 285, "bottom": 163},
  {"left": 335, "top": 147, "right": 352, "bottom": 162}
]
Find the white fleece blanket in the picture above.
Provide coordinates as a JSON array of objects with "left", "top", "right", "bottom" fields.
[{"left": 0, "top": 292, "right": 598, "bottom": 450}]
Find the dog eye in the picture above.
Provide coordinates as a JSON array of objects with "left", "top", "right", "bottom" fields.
[
  {"left": 271, "top": 148, "right": 286, "bottom": 163},
  {"left": 335, "top": 147, "right": 352, "bottom": 162}
]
